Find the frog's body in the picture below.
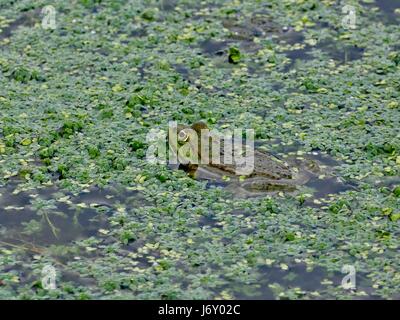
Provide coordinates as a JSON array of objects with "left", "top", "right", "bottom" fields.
[{"left": 172, "top": 122, "right": 319, "bottom": 196}]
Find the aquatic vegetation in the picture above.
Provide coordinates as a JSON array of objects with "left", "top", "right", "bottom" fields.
[{"left": 0, "top": 0, "right": 399, "bottom": 299}]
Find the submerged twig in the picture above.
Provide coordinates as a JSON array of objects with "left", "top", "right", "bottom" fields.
[{"left": 43, "top": 212, "right": 59, "bottom": 239}]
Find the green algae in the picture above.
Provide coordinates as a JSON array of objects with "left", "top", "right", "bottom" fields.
[{"left": 0, "top": 0, "right": 399, "bottom": 300}]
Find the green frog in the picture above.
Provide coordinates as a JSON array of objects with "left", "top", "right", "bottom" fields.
[{"left": 170, "top": 122, "right": 320, "bottom": 197}]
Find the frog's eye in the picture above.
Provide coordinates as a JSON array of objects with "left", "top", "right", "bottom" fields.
[{"left": 178, "top": 130, "right": 189, "bottom": 143}]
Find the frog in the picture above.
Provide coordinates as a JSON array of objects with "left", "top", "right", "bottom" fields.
[{"left": 170, "top": 121, "right": 321, "bottom": 197}]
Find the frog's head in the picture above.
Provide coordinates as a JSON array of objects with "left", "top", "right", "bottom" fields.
[
  {"left": 191, "top": 121, "right": 209, "bottom": 134},
  {"left": 173, "top": 122, "right": 209, "bottom": 166},
  {"left": 176, "top": 121, "right": 209, "bottom": 146}
]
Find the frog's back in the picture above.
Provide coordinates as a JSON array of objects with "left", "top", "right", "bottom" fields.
[
  {"left": 253, "top": 150, "right": 292, "bottom": 179},
  {"left": 210, "top": 147, "right": 292, "bottom": 180},
  {"left": 188, "top": 122, "right": 293, "bottom": 180}
]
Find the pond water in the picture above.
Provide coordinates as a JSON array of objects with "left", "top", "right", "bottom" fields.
[
  {"left": 1, "top": 0, "right": 399, "bottom": 300},
  {"left": 0, "top": 181, "right": 154, "bottom": 295},
  {"left": 0, "top": 9, "right": 39, "bottom": 40},
  {"left": 230, "top": 263, "right": 380, "bottom": 300},
  {"left": 0, "top": 182, "right": 152, "bottom": 246},
  {"left": 369, "top": 0, "right": 400, "bottom": 24}
]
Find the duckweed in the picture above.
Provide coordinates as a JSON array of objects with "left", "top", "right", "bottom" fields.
[{"left": 0, "top": 0, "right": 399, "bottom": 300}]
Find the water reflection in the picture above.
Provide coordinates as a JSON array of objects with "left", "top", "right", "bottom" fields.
[
  {"left": 0, "top": 183, "right": 146, "bottom": 246},
  {"left": 364, "top": 0, "right": 400, "bottom": 24},
  {"left": 0, "top": 10, "right": 38, "bottom": 40},
  {"left": 231, "top": 263, "right": 379, "bottom": 299}
]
